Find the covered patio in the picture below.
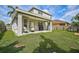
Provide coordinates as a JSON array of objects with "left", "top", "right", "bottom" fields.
[{"left": 17, "top": 13, "right": 52, "bottom": 36}]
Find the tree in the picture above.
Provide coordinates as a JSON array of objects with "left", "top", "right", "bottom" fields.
[
  {"left": 72, "top": 13, "right": 79, "bottom": 32},
  {"left": 7, "top": 5, "right": 15, "bottom": 17},
  {"left": 0, "top": 20, "right": 6, "bottom": 33}
]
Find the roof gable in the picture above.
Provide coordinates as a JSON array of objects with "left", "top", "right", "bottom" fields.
[{"left": 28, "top": 7, "right": 52, "bottom": 16}]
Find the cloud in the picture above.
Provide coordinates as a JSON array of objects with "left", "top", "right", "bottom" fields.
[
  {"left": 59, "top": 18, "right": 65, "bottom": 21},
  {"left": 0, "top": 5, "right": 79, "bottom": 24},
  {"left": 67, "top": 5, "right": 78, "bottom": 10},
  {"left": 52, "top": 17, "right": 56, "bottom": 20},
  {"left": 18, "top": 5, "right": 33, "bottom": 11},
  {"left": 62, "top": 9, "right": 79, "bottom": 18},
  {"left": 61, "top": 9, "right": 79, "bottom": 22},
  {"left": 0, "top": 16, "right": 9, "bottom": 24},
  {"left": 52, "top": 17, "right": 66, "bottom": 21},
  {"left": 43, "top": 9, "right": 49, "bottom": 13}
]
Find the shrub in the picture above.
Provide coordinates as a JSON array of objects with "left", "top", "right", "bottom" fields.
[{"left": 0, "top": 20, "right": 6, "bottom": 33}]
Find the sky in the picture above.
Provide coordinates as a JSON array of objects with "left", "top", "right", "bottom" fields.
[{"left": 0, "top": 5, "right": 79, "bottom": 24}]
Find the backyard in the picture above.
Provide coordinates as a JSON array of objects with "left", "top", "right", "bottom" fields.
[{"left": 0, "top": 30, "right": 79, "bottom": 53}]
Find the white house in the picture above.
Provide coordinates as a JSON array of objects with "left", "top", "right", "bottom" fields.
[{"left": 11, "top": 7, "right": 53, "bottom": 36}]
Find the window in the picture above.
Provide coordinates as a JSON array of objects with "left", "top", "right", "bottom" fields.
[{"left": 38, "top": 11, "right": 42, "bottom": 15}]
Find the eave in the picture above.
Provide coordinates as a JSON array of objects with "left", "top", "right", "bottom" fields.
[{"left": 11, "top": 9, "right": 53, "bottom": 25}]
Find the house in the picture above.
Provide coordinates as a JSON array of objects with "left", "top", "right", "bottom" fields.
[
  {"left": 11, "top": 7, "right": 53, "bottom": 36},
  {"left": 52, "top": 20, "right": 70, "bottom": 30}
]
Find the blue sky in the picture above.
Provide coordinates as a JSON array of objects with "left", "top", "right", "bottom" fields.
[{"left": 0, "top": 5, "right": 79, "bottom": 24}]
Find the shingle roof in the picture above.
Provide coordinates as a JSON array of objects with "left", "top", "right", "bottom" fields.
[{"left": 52, "top": 20, "right": 70, "bottom": 24}]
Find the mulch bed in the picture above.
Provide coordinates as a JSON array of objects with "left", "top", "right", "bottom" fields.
[
  {"left": 14, "top": 44, "right": 25, "bottom": 48},
  {"left": 74, "top": 33, "right": 79, "bottom": 36}
]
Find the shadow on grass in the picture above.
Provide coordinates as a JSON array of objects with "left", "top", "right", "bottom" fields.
[
  {"left": 33, "top": 35, "right": 66, "bottom": 53},
  {"left": 0, "top": 41, "right": 25, "bottom": 53},
  {"left": 69, "top": 48, "right": 79, "bottom": 53},
  {"left": 0, "top": 31, "right": 6, "bottom": 40},
  {"left": 33, "top": 35, "right": 79, "bottom": 53}
]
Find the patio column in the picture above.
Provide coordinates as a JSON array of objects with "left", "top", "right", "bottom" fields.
[
  {"left": 35, "top": 21, "right": 38, "bottom": 31},
  {"left": 43, "top": 21, "right": 47, "bottom": 30},
  {"left": 17, "top": 14, "right": 23, "bottom": 35},
  {"left": 45, "top": 21, "right": 48, "bottom": 30},
  {"left": 27, "top": 20, "right": 30, "bottom": 32},
  {"left": 49, "top": 21, "right": 53, "bottom": 31},
  {"left": 30, "top": 21, "right": 35, "bottom": 31}
]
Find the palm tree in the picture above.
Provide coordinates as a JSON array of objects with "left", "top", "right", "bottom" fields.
[
  {"left": 7, "top": 5, "right": 15, "bottom": 17},
  {"left": 72, "top": 13, "right": 79, "bottom": 32}
]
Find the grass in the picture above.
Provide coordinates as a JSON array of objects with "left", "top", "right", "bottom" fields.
[{"left": 0, "top": 30, "right": 79, "bottom": 53}]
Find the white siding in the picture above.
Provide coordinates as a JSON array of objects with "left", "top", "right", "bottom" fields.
[
  {"left": 12, "top": 19, "right": 18, "bottom": 34},
  {"left": 42, "top": 13, "right": 51, "bottom": 19},
  {"left": 32, "top": 9, "right": 38, "bottom": 14},
  {"left": 30, "top": 9, "right": 51, "bottom": 19}
]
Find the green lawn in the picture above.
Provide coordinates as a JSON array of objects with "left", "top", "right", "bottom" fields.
[{"left": 0, "top": 30, "right": 79, "bottom": 53}]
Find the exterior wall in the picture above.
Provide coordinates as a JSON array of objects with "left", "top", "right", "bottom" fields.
[
  {"left": 12, "top": 18, "right": 18, "bottom": 34},
  {"left": 42, "top": 13, "right": 51, "bottom": 19},
  {"left": 6, "top": 25, "right": 11, "bottom": 30},
  {"left": 52, "top": 20, "right": 70, "bottom": 30},
  {"left": 30, "top": 9, "right": 51, "bottom": 19},
  {"left": 53, "top": 25, "right": 64, "bottom": 30},
  {"left": 32, "top": 9, "right": 38, "bottom": 14},
  {"left": 52, "top": 23, "right": 68, "bottom": 30}
]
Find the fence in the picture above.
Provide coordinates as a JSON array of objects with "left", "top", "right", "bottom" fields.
[{"left": 67, "top": 26, "right": 79, "bottom": 32}]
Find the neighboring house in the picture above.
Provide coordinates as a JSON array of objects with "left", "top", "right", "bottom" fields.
[
  {"left": 52, "top": 20, "right": 70, "bottom": 30},
  {"left": 11, "top": 7, "right": 53, "bottom": 36},
  {"left": 67, "top": 25, "right": 79, "bottom": 32},
  {"left": 6, "top": 24, "right": 11, "bottom": 30}
]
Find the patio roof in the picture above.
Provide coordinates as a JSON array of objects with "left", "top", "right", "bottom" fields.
[
  {"left": 16, "top": 9, "right": 52, "bottom": 21},
  {"left": 11, "top": 9, "right": 53, "bottom": 24}
]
